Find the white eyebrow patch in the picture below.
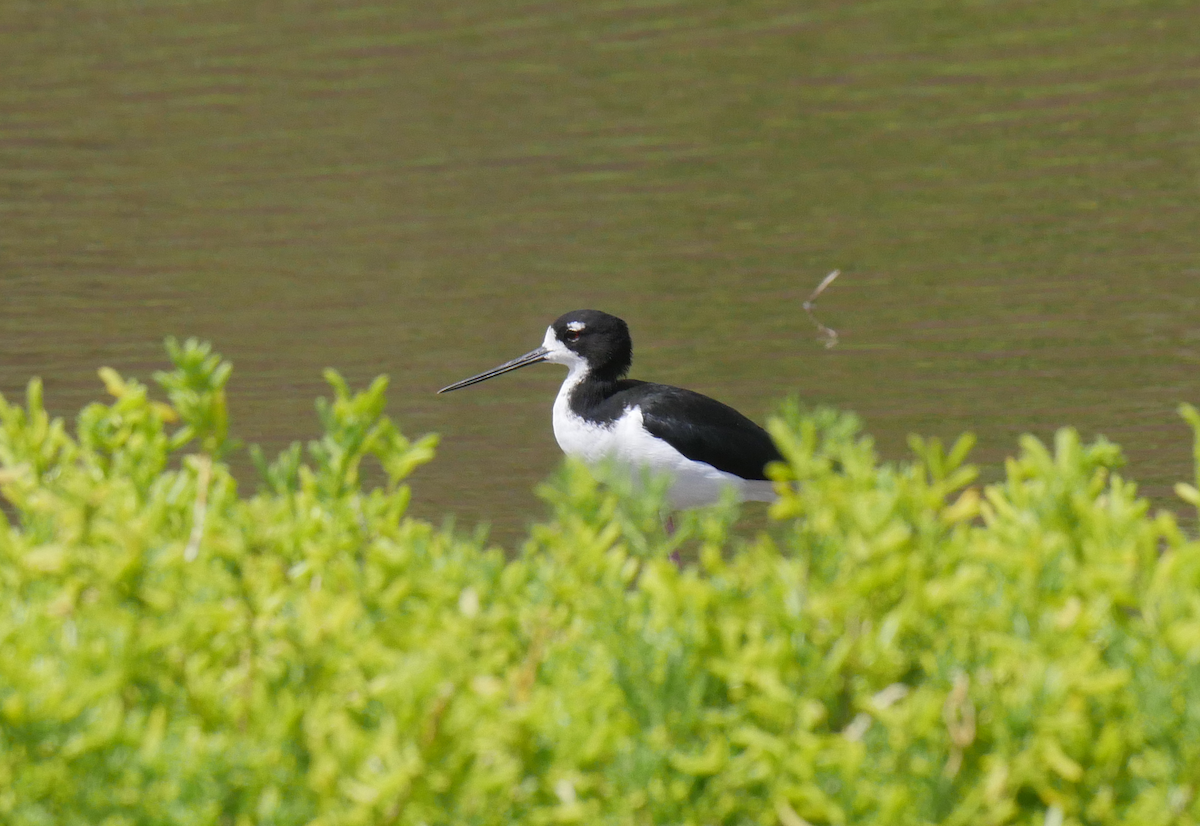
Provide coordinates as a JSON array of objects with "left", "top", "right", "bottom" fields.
[{"left": 567, "top": 321, "right": 585, "bottom": 332}]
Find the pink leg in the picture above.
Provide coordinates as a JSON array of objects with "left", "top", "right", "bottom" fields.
[{"left": 665, "top": 515, "right": 682, "bottom": 568}]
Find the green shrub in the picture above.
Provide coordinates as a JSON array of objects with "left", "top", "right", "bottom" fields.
[{"left": 2, "top": 340, "right": 1200, "bottom": 825}]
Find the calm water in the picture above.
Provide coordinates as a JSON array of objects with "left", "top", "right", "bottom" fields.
[{"left": 2, "top": 1, "right": 1198, "bottom": 541}]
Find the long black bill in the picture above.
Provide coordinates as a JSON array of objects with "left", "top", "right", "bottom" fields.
[{"left": 437, "top": 347, "right": 550, "bottom": 394}]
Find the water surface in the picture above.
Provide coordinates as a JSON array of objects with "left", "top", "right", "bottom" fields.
[{"left": 2, "top": 1, "right": 1197, "bottom": 540}]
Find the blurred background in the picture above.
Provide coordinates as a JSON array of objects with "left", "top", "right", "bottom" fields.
[{"left": 2, "top": 0, "right": 1197, "bottom": 542}]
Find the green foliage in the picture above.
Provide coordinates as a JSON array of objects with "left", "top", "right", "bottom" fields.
[
  {"left": 154, "top": 337, "right": 234, "bottom": 458},
  {"left": 2, "top": 344, "right": 1200, "bottom": 825}
]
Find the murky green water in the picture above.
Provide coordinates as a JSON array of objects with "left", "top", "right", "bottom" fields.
[{"left": 2, "top": 1, "right": 1198, "bottom": 540}]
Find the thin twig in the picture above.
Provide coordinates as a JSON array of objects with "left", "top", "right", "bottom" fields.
[
  {"left": 803, "top": 269, "right": 841, "bottom": 349},
  {"left": 942, "top": 671, "right": 975, "bottom": 779},
  {"left": 776, "top": 800, "right": 814, "bottom": 826},
  {"left": 184, "top": 455, "right": 212, "bottom": 562}
]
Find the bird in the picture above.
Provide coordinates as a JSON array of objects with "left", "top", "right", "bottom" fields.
[{"left": 438, "top": 309, "right": 784, "bottom": 509}]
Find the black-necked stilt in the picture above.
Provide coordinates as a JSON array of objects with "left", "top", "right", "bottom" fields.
[{"left": 439, "top": 309, "right": 783, "bottom": 509}]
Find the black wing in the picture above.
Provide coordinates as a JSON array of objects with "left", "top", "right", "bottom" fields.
[{"left": 634, "top": 385, "right": 783, "bottom": 480}]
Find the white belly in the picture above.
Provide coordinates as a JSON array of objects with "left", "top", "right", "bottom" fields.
[{"left": 551, "top": 387, "right": 774, "bottom": 509}]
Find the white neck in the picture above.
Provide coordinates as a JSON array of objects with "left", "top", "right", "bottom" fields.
[{"left": 552, "top": 359, "right": 589, "bottom": 416}]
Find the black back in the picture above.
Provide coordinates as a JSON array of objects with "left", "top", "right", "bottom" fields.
[{"left": 570, "top": 378, "right": 783, "bottom": 480}]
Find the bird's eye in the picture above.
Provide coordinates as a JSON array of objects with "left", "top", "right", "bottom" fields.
[{"left": 565, "top": 328, "right": 583, "bottom": 342}]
